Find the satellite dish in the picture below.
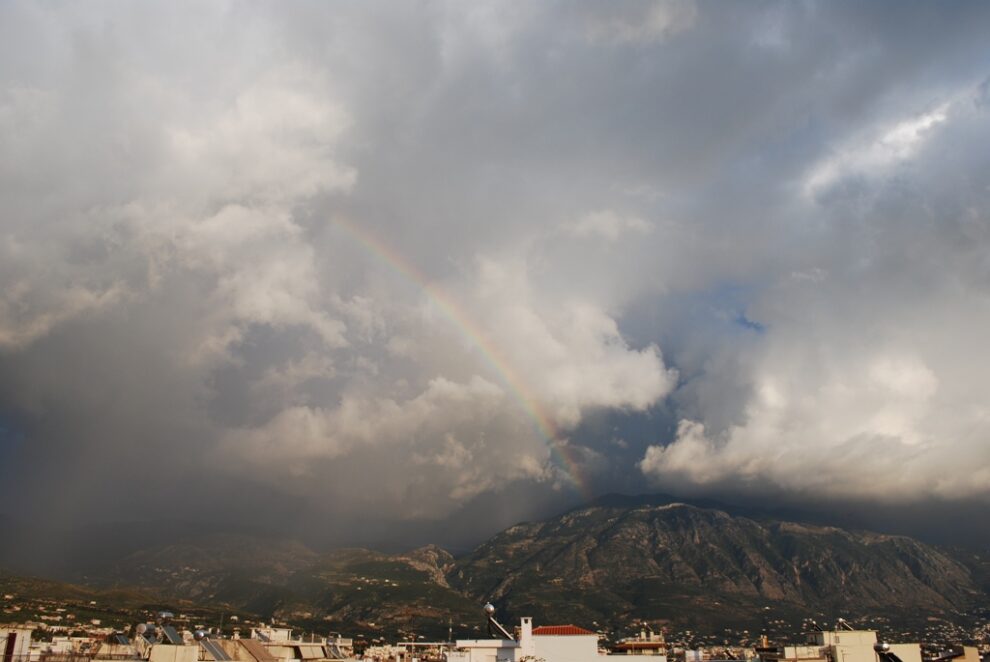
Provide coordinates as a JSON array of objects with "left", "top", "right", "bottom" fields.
[
  {"left": 194, "top": 631, "right": 208, "bottom": 641},
  {"left": 136, "top": 624, "right": 148, "bottom": 635},
  {"left": 483, "top": 603, "right": 496, "bottom": 616}
]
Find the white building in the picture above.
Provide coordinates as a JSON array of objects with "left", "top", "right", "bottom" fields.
[
  {"left": 449, "top": 617, "right": 602, "bottom": 662},
  {"left": 1, "top": 626, "right": 33, "bottom": 661},
  {"left": 530, "top": 625, "right": 601, "bottom": 662},
  {"left": 252, "top": 626, "right": 297, "bottom": 643},
  {"left": 611, "top": 629, "right": 667, "bottom": 657},
  {"left": 810, "top": 628, "right": 919, "bottom": 662},
  {"left": 244, "top": 625, "right": 348, "bottom": 662},
  {"left": 760, "top": 627, "right": 921, "bottom": 662},
  {"left": 147, "top": 644, "right": 199, "bottom": 662}
]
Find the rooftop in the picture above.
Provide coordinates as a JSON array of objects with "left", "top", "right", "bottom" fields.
[{"left": 531, "top": 625, "right": 595, "bottom": 636}]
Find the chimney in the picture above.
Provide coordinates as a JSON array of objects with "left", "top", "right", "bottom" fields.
[{"left": 520, "top": 618, "right": 534, "bottom": 657}]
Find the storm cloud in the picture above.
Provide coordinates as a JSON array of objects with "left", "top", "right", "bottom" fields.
[{"left": 1, "top": 1, "right": 989, "bottom": 545}]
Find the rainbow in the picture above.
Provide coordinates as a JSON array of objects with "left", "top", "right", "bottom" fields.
[{"left": 329, "top": 215, "right": 594, "bottom": 501}]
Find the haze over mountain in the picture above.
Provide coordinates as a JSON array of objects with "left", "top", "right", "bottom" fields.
[{"left": 2, "top": 1, "right": 990, "bottom": 547}]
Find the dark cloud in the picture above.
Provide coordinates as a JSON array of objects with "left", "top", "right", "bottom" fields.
[{"left": 2, "top": 1, "right": 990, "bottom": 549}]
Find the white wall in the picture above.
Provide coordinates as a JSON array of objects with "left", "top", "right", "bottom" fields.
[
  {"left": 0, "top": 628, "right": 33, "bottom": 658},
  {"left": 886, "top": 644, "right": 921, "bottom": 662},
  {"left": 533, "top": 635, "right": 600, "bottom": 662},
  {"left": 782, "top": 645, "right": 825, "bottom": 660},
  {"left": 451, "top": 639, "right": 519, "bottom": 662},
  {"left": 812, "top": 632, "right": 878, "bottom": 648},
  {"left": 148, "top": 644, "right": 200, "bottom": 662}
]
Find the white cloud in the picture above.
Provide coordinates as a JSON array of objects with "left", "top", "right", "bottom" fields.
[
  {"left": 639, "top": 80, "right": 990, "bottom": 505},
  {"left": 215, "top": 251, "right": 678, "bottom": 510},
  {"left": 161, "top": 65, "right": 356, "bottom": 205},
  {"left": 218, "top": 374, "right": 555, "bottom": 515},
  {"left": 0, "top": 49, "right": 354, "bottom": 355},
  {"left": 583, "top": 0, "right": 697, "bottom": 45},
  {"left": 0, "top": 277, "right": 128, "bottom": 349},
  {"left": 223, "top": 375, "right": 506, "bottom": 465},
  {"left": 804, "top": 103, "right": 950, "bottom": 196},
  {"left": 253, "top": 352, "right": 336, "bottom": 402},
  {"left": 642, "top": 292, "right": 990, "bottom": 501},
  {"left": 463, "top": 256, "right": 676, "bottom": 428},
  {"left": 564, "top": 210, "right": 653, "bottom": 241}
]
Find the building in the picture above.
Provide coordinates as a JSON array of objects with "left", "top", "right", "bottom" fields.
[
  {"left": 236, "top": 625, "right": 350, "bottom": 662},
  {"left": 756, "top": 625, "right": 921, "bottom": 662},
  {"left": 1, "top": 626, "right": 33, "bottom": 662},
  {"left": 933, "top": 647, "right": 981, "bottom": 662},
  {"left": 449, "top": 617, "right": 602, "bottom": 662},
  {"left": 531, "top": 625, "right": 600, "bottom": 662},
  {"left": 611, "top": 629, "right": 668, "bottom": 657}
]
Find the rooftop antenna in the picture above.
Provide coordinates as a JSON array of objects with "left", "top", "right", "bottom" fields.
[{"left": 484, "top": 603, "right": 514, "bottom": 640}]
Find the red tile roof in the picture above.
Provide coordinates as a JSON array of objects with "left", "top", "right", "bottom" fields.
[{"left": 531, "top": 625, "right": 595, "bottom": 636}]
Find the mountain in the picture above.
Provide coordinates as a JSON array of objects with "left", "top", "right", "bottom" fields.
[
  {"left": 450, "top": 500, "right": 979, "bottom": 628},
  {"left": 3, "top": 497, "right": 984, "bottom": 639}
]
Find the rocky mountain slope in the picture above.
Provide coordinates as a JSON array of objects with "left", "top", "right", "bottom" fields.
[{"left": 450, "top": 499, "right": 978, "bottom": 627}]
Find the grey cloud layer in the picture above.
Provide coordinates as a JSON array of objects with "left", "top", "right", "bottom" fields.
[{"left": 1, "top": 1, "right": 989, "bottom": 532}]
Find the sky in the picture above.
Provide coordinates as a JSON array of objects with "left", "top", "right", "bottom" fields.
[{"left": 2, "top": 0, "right": 990, "bottom": 551}]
